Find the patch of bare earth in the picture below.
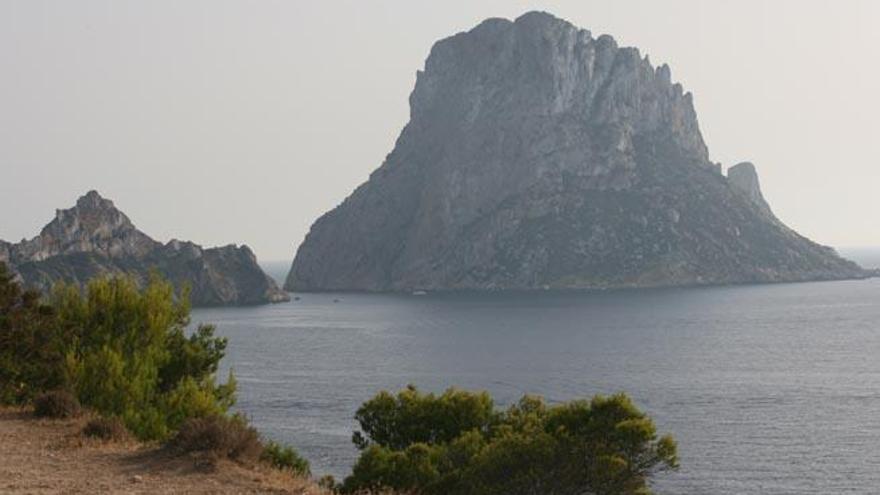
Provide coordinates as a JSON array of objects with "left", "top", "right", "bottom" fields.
[{"left": 0, "top": 407, "right": 328, "bottom": 494}]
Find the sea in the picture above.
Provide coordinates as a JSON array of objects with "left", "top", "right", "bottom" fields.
[{"left": 191, "top": 250, "right": 880, "bottom": 494}]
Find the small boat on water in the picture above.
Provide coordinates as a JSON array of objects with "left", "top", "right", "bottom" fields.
[{"left": 412, "top": 290, "right": 428, "bottom": 296}]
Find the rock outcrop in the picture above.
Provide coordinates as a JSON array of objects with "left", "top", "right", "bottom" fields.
[
  {"left": 727, "top": 162, "right": 774, "bottom": 218},
  {"left": 3, "top": 191, "right": 289, "bottom": 306},
  {"left": 286, "top": 11, "right": 867, "bottom": 291}
]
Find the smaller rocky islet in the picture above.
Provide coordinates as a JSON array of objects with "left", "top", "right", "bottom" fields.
[{"left": 0, "top": 191, "right": 288, "bottom": 306}]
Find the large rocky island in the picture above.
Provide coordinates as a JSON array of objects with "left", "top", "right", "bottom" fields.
[
  {"left": 286, "top": 11, "right": 867, "bottom": 292},
  {"left": 1, "top": 191, "right": 288, "bottom": 306}
]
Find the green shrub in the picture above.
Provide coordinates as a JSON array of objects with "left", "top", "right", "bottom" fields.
[
  {"left": 352, "top": 385, "right": 495, "bottom": 451},
  {"left": 261, "top": 440, "right": 310, "bottom": 476},
  {"left": 52, "top": 274, "right": 236, "bottom": 440},
  {"left": 168, "top": 414, "right": 263, "bottom": 463},
  {"left": 33, "top": 390, "right": 82, "bottom": 419},
  {"left": 82, "top": 416, "right": 130, "bottom": 441},
  {"left": 0, "top": 263, "right": 67, "bottom": 404},
  {"left": 342, "top": 387, "right": 678, "bottom": 495}
]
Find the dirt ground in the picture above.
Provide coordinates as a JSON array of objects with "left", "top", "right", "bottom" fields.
[{"left": 0, "top": 407, "right": 328, "bottom": 494}]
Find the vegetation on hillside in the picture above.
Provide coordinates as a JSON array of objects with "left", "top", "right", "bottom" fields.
[
  {"left": 0, "top": 261, "right": 307, "bottom": 470},
  {"left": 0, "top": 260, "right": 235, "bottom": 439},
  {"left": 0, "top": 263, "right": 66, "bottom": 403}
]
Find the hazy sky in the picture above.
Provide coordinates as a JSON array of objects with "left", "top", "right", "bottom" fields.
[{"left": 2, "top": 0, "right": 878, "bottom": 261}]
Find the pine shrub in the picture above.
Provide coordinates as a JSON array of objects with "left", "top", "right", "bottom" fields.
[
  {"left": 342, "top": 387, "right": 678, "bottom": 495},
  {"left": 0, "top": 263, "right": 66, "bottom": 404},
  {"left": 53, "top": 275, "right": 236, "bottom": 440},
  {"left": 261, "top": 440, "right": 310, "bottom": 476}
]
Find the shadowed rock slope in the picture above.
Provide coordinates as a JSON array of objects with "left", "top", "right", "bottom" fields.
[
  {"left": 286, "top": 11, "right": 867, "bottom": 292},
  {"left": 1, "top": 191, "right": 289, "bottom": 306}
]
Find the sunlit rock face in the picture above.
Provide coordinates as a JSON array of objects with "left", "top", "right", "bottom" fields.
[
  {"left": 287, "top": 11, "right": 866, "bottom": 291},
  {"left": 3, "top": 191, "right": 288, "bottom": 306}
]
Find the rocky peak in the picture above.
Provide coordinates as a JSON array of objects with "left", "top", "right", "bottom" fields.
[
  {"left": 727, "top": 162, "right": 774, "bottom": 218},
  {"left": 20, "top": 190, "right": 158, "bottom": 262},
  {"left": 409, "top": 11, "right": 708, "bottom": 168},
  {"left": 76, "top": 189, "right": 114, "bottom": 209},
  {"left": 48, "top": 190, "right": 135, "bottom": 235}
]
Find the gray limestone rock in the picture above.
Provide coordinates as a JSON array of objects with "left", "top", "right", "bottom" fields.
[
  {"left": 286, "top": 11, "right": 867, "bottom": 291},
  {"left": 2, "top": 191, "right": 288, "bottom": 306},
  {"left": 727, "top": 162, "right": 774, "bottom": 218}
]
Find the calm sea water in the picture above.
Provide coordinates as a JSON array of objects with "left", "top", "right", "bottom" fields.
[{"left": 193, "top": 277, "right": 880, "bottom": 494}]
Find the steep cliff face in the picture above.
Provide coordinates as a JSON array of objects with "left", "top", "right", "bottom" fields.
[
  {"left": 287, "top": 11, "right": 866, "bottom": 291},
  {"left": 3, "top": 191, "right": 288, "bottom": 306}
]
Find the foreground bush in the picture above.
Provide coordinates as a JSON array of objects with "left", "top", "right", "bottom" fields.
[
  {"left": 0, "top": 264, "right": 237, "bottom": 440},
  {"left": 33, "top": 390, "right": 82, "bottom": 419},
  {"left": 53, "top": 275, "right": 236, "bottom": 440},
  {"left": 168, "top": 414, "right": 311, "bottom": 476},
  {"left": 168, "top": 414, "right": 263, "bottom": 463},
  {"left": 82, "top": 416, "right": 130, "bottom": 441},
  {"left": 261, "top": 440, "right": 311, "bottom": 476},
  {"left": 0, "top": 263, "right": 66, "bottom": 404},
  {"left": 342, "top": 386, "right": 678, "bottom": 495}
]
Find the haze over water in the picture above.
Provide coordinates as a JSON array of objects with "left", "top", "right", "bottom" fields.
[{"left": 194, "top": 273, "right": 880, "bottom": 494}]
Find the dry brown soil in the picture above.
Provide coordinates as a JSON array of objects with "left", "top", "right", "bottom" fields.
[{"left": 0, "top": 407, "right": 328, "bottom": 494}]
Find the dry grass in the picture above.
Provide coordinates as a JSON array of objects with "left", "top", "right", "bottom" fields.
[
  {"left": 0, "top": 406, "right": 330, "bottom": 494},
  {"left": 32, "top": 390, "right": 81, "bottom": 419},
  {"left": 167, "top": 415, "right": 264, "bottom": 465},
  {"left": 82, "top": 416, "right": 130, "bottom": 442}
]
